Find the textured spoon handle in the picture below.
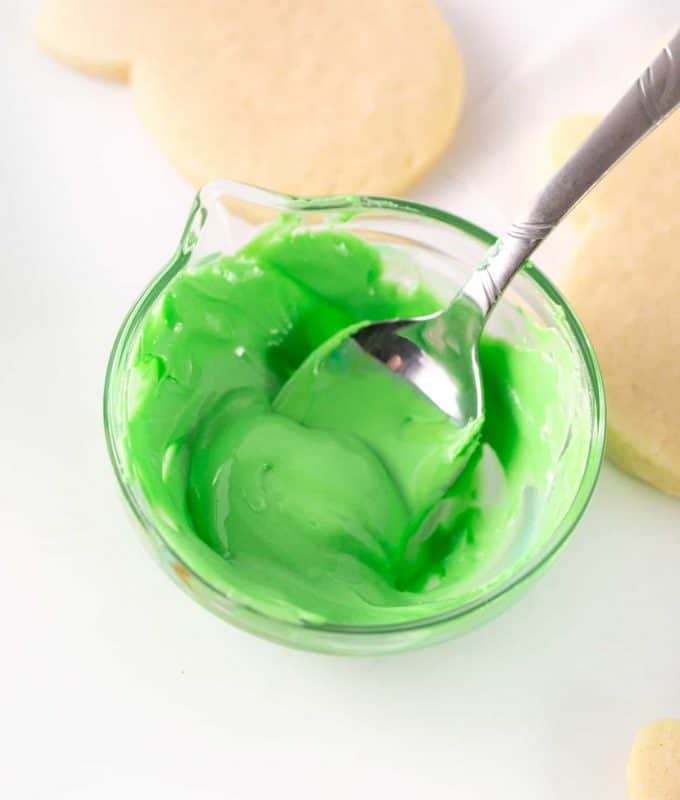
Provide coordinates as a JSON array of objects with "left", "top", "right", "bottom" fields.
[{"left": 464, "top": 29, "right": 680, "bottom": 315}]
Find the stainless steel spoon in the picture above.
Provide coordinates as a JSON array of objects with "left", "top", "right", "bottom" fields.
[{"left": 355, "top": 30, "right": 680, "bottom": 427}]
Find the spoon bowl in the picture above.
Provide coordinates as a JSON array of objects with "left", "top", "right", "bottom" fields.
[{"left": 353, "top": 297, "right": 484, "bottom": 427}]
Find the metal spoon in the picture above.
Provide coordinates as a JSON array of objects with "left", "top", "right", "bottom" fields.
[{"left": 355, "top": 30, "right": 680, "bottom": 427}]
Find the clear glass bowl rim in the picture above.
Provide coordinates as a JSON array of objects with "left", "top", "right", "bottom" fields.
[{"left": 104, "top": 179, "right": 606, "bottom": 638}]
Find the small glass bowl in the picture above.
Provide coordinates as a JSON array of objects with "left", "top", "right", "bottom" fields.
[{"left": 104, "top": 180, "right": 605, "bottom": 655}]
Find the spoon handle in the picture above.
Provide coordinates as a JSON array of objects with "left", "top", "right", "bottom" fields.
[{"left": 463, "top": 29, "right": 680, "bottom": 316}]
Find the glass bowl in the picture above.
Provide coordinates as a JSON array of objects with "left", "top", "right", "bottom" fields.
[{"left": 104, "top": 180, "right": 605, "bottom": 655}]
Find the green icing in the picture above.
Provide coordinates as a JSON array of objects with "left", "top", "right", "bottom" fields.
[{"left": 123, "top": 220, "right": 588, "bottom": 625}]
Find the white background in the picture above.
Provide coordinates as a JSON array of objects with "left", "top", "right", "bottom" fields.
[{"left": 2, "top": 1, "right": 679, "bottom": 797}]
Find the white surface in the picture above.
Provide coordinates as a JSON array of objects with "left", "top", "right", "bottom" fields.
[{"left": 2, "top": 2, "right": 680, "bottom": 797}]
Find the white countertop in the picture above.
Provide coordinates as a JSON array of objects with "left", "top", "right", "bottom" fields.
[{"left": 3, "top": 1, "right": 679, "bottom": 797}]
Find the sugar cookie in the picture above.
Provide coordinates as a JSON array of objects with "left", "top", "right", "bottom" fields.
[
  {"left": 130, "top": 0, "right": 463, "bottom": 195},
  {"left": 550, "top": 110, "right": 680, "bottom": 495},
  {"left": 35, "top": 0, "right": 463, "bottom": 198},
  {"left": 627, "top": 719, "right": 680, "bottom": 800},
  {"left": 33, "top": 0, "right": 160, "bottom": 80}
]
